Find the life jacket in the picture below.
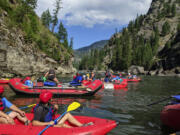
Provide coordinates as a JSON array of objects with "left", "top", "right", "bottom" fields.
[
  {"left": 0, "top": 98, "right": 6, "bottom": 111},
  {"left": 32, "top": 103, "right": 56, "bottom": 122},
  {"left": 105, "top": 72, "right": 111, "bottom": 78},
  {"left": 22, "top": 77, "right": 31, "bottom": 84},
  {"left": 49, "top": 69, "right": 55, "bottom": 75}
]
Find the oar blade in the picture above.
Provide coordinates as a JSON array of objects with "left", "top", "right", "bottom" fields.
[
  {"left": 27, "top": 104, "right": 36, "bottom": 108},
  {"left": 67, "top": 102, "right": 81, "bottom": 112}
]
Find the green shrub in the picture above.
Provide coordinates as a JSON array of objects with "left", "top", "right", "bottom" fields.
[{"left": 0, "top": 0, "right": 10, "bottom": 11}]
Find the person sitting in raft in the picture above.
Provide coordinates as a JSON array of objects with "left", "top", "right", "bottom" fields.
[
  {"left": 127, "top": 73, "right": 132, "bottom": 79},
  {"left": 70, "top": 73, "right": 83, "bottom": 86},
  {"left": 44, "top": 69, "right": 59, "bottom": 84},
  {"left": 89, "top": 72, "right": 96, "bottom": 81},
  {"left": 32, "top": 91, "right": 93, "bottom": 127},
  {"left": 111, "top": 76, "right": 123, "bottom": 83},
  {"left": 86, "top": 73, "right": 90, "bottom": 81},
  {"left": 132, "top": 75, "right": 137, "bottom": 79},
  {"left": 104, "top": 70, "right": 112, "bottom": 82},
  {"left": 0, "top": 86, "right": 30, "bottom": 125}
]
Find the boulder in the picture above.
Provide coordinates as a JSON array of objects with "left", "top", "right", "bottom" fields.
[{"left": 128, "top": 66, "right": 145, "bottom": 74}]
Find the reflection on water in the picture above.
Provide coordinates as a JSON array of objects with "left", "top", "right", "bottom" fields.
[{"left": 1, "top": 76, "right": 180, "bottom": 135}]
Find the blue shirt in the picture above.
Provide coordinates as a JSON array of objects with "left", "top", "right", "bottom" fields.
[{"left": 2, "top": 97, "right": 13, "bottom": 108}]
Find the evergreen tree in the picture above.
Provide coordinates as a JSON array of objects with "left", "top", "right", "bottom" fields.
[
  {"left": 51, "top": 0, "right": 62, "bottom": 33},
  {"left": 128, "top": 21, "right": 134, "bottom": 33},
  {"left": 57, "top": 22, "right": 68, "bottom": 44},
  {"left": 151, "top": 27, "right": 159, "bottom": 55},
  {"left": 165, "top": 41, "right": 171, "bottom": 49},
  {"left": 177, "top": 22, "right": 180, "bottom": 32},
  {"left": 24, "top": 0, "right": 37, "bottom": 9},
  {"left": 142, "top": 41, "right": 153, "bottom": 69},
  {"left": 171, "top": 3, "right": 176, "bottom": 17},
  {"left": 69, "top": 37, "right": 73, "bottom": 50},
  {"left": 162, "top": 21, "right": 170, "bottom": 36},
  {"left": 41, "top": 9, "right": 52, "bottom": 28},
  {"left": 14, "top": 0, "right": 38, "bottom": 22}
]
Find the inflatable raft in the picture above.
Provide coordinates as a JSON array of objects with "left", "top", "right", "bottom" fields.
[
  {"left": 127, "top": 78, "right": 141, "bottom": 82},
  {"left": 161, "top": 96, "right": 180, "bottom": 131},
  {"left": 103, "top": 79, "right": 128, "bottom": 89},
  {"left": 0, "top": 113, "right": 118, "bottom": 135},
  {"left": 8, "top": 78, "right": 102, "bottom": 96},
  {"left": 0, "top": 78, "right": 9, "bottom": 84}
]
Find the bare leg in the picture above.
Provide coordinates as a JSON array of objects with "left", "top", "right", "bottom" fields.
[
  {"left": 57, "top": 112, "right": 83, "bottom": 127},
  {"left": 54, "top": 123, "right": 72, "bottom": 128},
  {"left": 8, "top": 112, "right": 29, "bottom": 124},
  {"left": 54, "top": 78, "right": 59, "bottom": 84},
  {"left": 0, "top": 117, "right": 9, "bottom": 124}
]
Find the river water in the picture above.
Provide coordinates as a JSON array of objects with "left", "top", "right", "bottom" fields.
[{"left": 1, "top": 76, "right": 180, "bottom": 135}]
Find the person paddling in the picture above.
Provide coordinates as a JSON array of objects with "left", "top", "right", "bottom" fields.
[
  {"left": 32, "top": 91, "right": 93, "bottom": 128},
  {"left": 44, "top": 69, "right": 59, "bottom": 84},
  {"left": 0, "top": 86, "right": 30, "bottom": 125}
]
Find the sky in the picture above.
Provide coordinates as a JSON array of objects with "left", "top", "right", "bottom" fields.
[{"left": 35, "top": 0, "right": 152, "bottom": 49}]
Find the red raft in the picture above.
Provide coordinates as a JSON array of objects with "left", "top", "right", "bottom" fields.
[
  {"left": 127, "top": 78, "right": 141, "bottom": 82},
  {"left": 0, "top": 79, "right": 9, "bottom": 84},
  {"left": 102, "top": 79, "right": 128, "bottom": 89},
  {"left": 160, "top": 104, "right": 180, "bottom": 130},
  {"left": 8, "top": 78, "right": 102, "bottom": 96},
  {"left": 0, "top": 113, "right": 118, "bottom": 135}
]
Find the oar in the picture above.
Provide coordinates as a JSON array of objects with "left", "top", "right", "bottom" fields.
[
  {"left": 6, "top": 104, "right": 36, "bottom": 114},
  {"left": 38, "top": 102, "right": 81, "bottom": 135},
  {"left": 147, "top": 96, "right": 173, "bottom": 106}
]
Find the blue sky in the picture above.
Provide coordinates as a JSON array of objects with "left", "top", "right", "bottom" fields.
[{"left": 35, "top": 0, "right": 152, "bottom": 49}]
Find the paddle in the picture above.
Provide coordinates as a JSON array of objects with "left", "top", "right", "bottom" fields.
[
  {"left": 38, "top": 102, "right": 81, "bottom": 135},
  {"left": 6, "top": 104, "right": 36, "bottom": 114},
  {"left": 147, "top": 96, "right": 173, "bottom": 106}
]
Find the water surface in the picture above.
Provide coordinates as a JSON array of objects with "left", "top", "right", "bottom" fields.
[{"left": 2, "top": 76, "right": 180, "bottom": 135}]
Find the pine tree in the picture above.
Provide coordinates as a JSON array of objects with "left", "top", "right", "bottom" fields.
[
  {"left": 177, "top": 22, "right": 180, "bottom": 32},
  {"left": 57, "top": 22, "right": 68, "bottom": 44},
  {"left": 171, "top": 3, "right": 176, "bottom": 17},
  {"left": 25, "top": 0, "right": 37, "bottom": 9},
  {"left": 14, "top": 0, "right": 37, "bottom": 22},
  {"left": 69, "top": 37, "right": 73, "bottom": 50},
  {"left": 41, "top": 9, "right": 52, "bottom": 28},
  {"left": 162, "top": 21, "right": 170, "bottom": 36},
  {"left": 51, "top": 0, "right": 62, "bottom": 33}
]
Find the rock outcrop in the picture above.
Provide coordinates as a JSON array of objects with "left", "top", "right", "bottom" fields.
[
  {"left": 0, "top": 11, "right": 76, "bottom": 78},
  {"left": 102, "top": 0, "right": 180, "bottom": 76}
]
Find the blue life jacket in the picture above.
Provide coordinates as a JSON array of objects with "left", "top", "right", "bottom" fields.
[
  {"left": 44, "top": 81, "right": 56, "bottom": 86},
  {"left": 25, "top": 80, "right": 33, "bottom": 87},
  {"left": 104, "top": 78, "right": 109, "bottom": 82},
  {"left": 70, "top": 75, "right": 83, "bottom": 86},
  {"left": 33, "top": 104, "right": 55, "bottom": 122}
]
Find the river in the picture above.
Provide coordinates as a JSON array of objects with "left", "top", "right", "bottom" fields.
[{"left": 1, "top": 76, "right": 180, "bottom": 135}]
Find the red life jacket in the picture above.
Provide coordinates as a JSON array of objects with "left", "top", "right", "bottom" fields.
[{"left": 0, "top": 98, "right": 5, "bottom": 111}]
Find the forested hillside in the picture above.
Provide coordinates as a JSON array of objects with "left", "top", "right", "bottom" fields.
[
  {"left": 0, "top": 0, "right": 75, "bottom": 77},
  {"left": 74, "top": 40, "right": 108, "bottom": 68},
  {"left": 79, "top": 0, "right": 180, "bottom": 75}
]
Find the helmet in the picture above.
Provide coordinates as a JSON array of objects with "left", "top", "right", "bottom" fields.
[
  {"left": 39, "top": 91, "right": 53, "bottom": 103},
  {"left": 0, "top": 86, "right": 4, "bottom": 94}
]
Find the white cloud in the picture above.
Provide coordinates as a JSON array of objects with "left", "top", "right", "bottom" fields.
[{"left": 35, "top": 0, "right": 152, "bottom": 28}]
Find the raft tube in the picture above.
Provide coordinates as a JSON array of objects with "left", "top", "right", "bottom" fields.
[
  {"left": 8, "top": 78, "right": 102, "bottom": 96},
  {"left": 0, "top": 79, "right": 9, "bottom": 84},
  {"left": 127, "top": 78, "right": 141, "bottom": 82},
  {"left": 161, "top": 104, "right": 180, "bottom": 130},
  {"left": 102, "top": 79, "right": 128, "bottom": 89},
  {"left": 0, "top": 113, "right": 118, "bottom": 135}
]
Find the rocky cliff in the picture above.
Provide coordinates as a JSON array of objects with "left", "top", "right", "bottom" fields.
[
  {"left": 103, "top": 0, "right": 180, "bottom": 75},
  {"left": 0, "top": 3, "right": 76, "bottom": 78}
]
